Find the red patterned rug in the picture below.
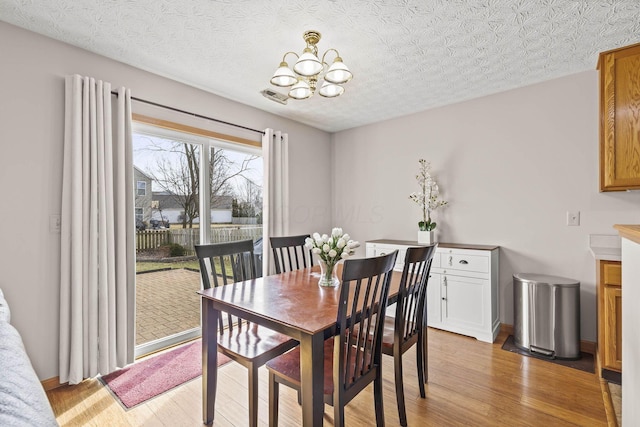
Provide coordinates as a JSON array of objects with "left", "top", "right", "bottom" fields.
[{"left": 100, "top": 340, "right": 231, "bottom": 409}]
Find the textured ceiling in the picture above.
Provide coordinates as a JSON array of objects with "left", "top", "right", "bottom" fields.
[{"left": 2, "top": 0, "right": 640, "bottom": 132}]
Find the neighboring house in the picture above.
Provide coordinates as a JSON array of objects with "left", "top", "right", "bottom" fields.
[
  {"left": 211, "top": 195, "right": 233, "bottom": 223},
  {"left": 150, "top": 191, "right": 182, "bottom": 225},
  {"left": 151, "top": 192, "right": 233, "bottom": 224},
  {"left": 134, "top": 166, "right": 153, "bottom": 227}
]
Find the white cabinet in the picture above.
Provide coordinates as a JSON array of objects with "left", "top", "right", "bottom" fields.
[{"left": 366, "top": 240, "right": 500, "bottom": 343}]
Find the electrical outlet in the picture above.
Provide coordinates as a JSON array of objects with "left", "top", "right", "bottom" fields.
[
  {"left": 566, "top": 211, "right": 580, "bottom": 226},
  {"left": 50, "top": 214, "right": 61, "bottom": 233}
]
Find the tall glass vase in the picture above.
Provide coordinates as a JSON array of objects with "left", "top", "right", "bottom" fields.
[{"left": 318, "top": 259, "right": 340, "bottom": 287}]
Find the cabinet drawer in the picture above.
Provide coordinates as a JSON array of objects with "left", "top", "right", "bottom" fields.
[
  {"left": 603, "top": 262, "right": 621, "bottom": 286},
  {"left": 367, "top": 244, "right": 406, "bottom": 271},
  {"left": 439, "top": 252, "right": 489, "bottom": 274},
  {"left": 366, "top": 242, "right": 441, "bottom": 271}
]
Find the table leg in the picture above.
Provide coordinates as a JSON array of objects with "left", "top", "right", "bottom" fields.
[
  {"left": 299, "top": 333, "right": 325, "bottom": 426},
  {"left": 202, "top": 298, "right": 219, "bottom": 425}
]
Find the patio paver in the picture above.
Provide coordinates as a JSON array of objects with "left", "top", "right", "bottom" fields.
[{"left": 135, "top": 268, "right": 201, "bottom": 345}]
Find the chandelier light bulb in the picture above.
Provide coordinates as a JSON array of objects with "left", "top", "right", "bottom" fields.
[
  {"left": 318, "top": 81, "right": 344, "bottom": 98},
  {"left": 293, "top": 48, "right": 323, "bottom": 76},
  {"left": 324, "top": 57, "right": 353, "bottom": 84},
  {"left": 289, "top": 79, "right": 313, "bottom": 100},
  {"left": 270, "top": 62, "right": 298, "bottom": 87}
]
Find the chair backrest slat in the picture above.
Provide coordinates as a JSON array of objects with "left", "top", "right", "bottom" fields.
[{"left": 270, "top": 235, "right": 313, "bottom": 274}]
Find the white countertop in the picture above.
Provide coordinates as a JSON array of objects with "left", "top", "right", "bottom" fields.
[{"left": 589, "top": 234, "right": 622, "bottom": 261}]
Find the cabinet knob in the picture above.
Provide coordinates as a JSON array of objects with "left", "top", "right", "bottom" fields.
[
  {"left": 448, "top": 256, "right": 453, "bottom": 266},
  {"left": 459, "top": 259, "right": 469, "bottom": 265},
  {"left": 441, "top": 297, "right": 446, "bottom": 301}
]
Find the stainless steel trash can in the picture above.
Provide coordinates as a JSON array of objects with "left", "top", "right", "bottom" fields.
[{"left": 513, "top": 273, "right": 580, "bottom": 359}]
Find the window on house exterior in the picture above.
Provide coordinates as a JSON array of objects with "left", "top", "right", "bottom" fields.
[
  {"left": 135, "top": 208, "right": 143, "bottom": 222},
  {"left": 137, "top": 181, "right": 146, "bottom": 196},
  {"left": 131, "top": 116, "right": 263, "bottom": 357}
]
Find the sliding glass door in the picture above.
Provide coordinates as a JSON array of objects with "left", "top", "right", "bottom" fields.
[{"left": 132, "top": 121, "right": 263, "bottom": 357}]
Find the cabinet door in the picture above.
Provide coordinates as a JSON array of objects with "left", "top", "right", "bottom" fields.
[
  {"left": 599, "top": 43, "right": 640, "bottom": 191},
  {"left": 426, "top": 272, "right": 442, "bottom": 327},
  {"left": 441, "top": 274, "right": 487, "bottom": 330},
  {"left": 603, "top": 285, "right": 622, "bottom": 371}
]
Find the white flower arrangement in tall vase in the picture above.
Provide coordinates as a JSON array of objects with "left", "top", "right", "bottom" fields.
[{"left": 409, "top": 159, "right": 447, "bottom": 244}]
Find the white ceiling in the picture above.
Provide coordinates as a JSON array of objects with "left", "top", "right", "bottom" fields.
[{"left": 2, "top": 0, "right": 640, "bottom": 132}]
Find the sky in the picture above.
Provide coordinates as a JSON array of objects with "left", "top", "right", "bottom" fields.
[{"left": 132, "top": 131, "right": 263, "bottom": 198}]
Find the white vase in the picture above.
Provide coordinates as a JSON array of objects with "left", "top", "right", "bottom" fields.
[{"left": 417, "top": 230, "right": 435, "bottom": 244}]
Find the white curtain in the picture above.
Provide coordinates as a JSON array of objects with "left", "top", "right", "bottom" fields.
[
  {"left": 262, "top": 129, "right": 289, "bottom": 275},
  {"left": 59, "top": 75, "right": 135, "bottom": 384}
]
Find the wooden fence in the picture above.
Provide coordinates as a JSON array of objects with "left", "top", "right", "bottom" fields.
[
  {"left": 136, "top": 226, "right": 263, "bottom": 255},
  {"left": 136, "top": 229, "right": 170, "bottom": 252}
]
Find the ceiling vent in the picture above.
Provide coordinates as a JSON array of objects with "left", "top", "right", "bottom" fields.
[{"left": 261, "top": 89, "right": 288, "bottom": 105}]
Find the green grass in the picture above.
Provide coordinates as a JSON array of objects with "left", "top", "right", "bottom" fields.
[
  {"left": 135, "top": 258, "right": 235, "bottom": 275},
  {"left": 136, "top": 260, "right": 200, "bottom": 273}
]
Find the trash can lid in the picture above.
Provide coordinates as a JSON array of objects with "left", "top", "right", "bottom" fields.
[{"left": 513, "top": 273, "right": 580, "bottom": 287}]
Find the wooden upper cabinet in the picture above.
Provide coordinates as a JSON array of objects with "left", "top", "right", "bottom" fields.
[{"left": 598, "top": 43, "right": 640, "bottom": 192}]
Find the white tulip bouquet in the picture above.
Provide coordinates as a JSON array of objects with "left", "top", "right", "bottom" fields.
[{"left": 305, "top": 228, "right": 360, "bottom": 286}]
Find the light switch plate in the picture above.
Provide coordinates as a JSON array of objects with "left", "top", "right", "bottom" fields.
[
  {"left": 567, "top": 211, "right": 580, "bottom": 226},
  {"left": 49, "top": 214, "right": 61, "bottom": 233}
]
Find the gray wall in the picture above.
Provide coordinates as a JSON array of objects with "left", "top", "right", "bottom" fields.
[
  {"left": 331, "top": 70, "right": 640, "bottom": 343},
  {"left": 0, "top": 21, "right": 332, "bottom": 380}
]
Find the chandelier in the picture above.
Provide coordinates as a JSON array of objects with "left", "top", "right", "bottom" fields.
[{"left": 270, "top": 30, "right": 353, "bottom": 100}]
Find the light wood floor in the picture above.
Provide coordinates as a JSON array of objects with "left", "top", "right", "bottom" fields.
[
  {"left": 608, "top": 382, "right": 622, "bottom": 426},
  {"left": 46, "top": 328, "right": 608, "bottom": 426}
]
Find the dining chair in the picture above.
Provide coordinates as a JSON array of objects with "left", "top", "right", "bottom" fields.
[
  {"left": 195, "top": 239, "right": 299, "bottom": 427},
  {"left": 269, "top": 234, "right": 313, "bottom": 274},
  {"left": 265, "top": 250, "right": 399, "bottom": 427},
  {"left": 383, "top": 243, "right": 438, "bottom": 426}
]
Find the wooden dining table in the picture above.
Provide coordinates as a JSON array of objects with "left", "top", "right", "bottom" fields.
[{"left": 198, "top": 265, "right": 407, "bottom": 426}]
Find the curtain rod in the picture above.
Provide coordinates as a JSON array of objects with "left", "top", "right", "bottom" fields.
[{"left": 111, "top": 91, "right": 265, "bottom": 135}]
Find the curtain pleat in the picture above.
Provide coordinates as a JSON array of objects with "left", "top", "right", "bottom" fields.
[
  {"left": 115, "top": 87, "right": 136, "bottom": 364},
  {"left": 262, "top": 129, "right": 289, "bottom": 276},
  {"left": 60, "top": 75, "right": 134, "bottom": 384}
]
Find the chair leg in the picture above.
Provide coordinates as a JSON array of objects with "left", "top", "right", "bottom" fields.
[
  {"left": 423, "top": 326, "right": 429, "bottom": 383},
  {"left": 416, "top": 334, "right": 426, "bottom": 398},
  {"left": 394, "top": 350, "right": 407, "bottom": 426},
  {"left": 334, "top": 401, "right": 346, "bottom": 427},
  {"left": 374, "top": 371, "right": 385, "bottom": 427},
  {"left": 268, "top": 372, "right": 279, "bottom": 427},
  {"left": 248, "top": 365, "right": 259, "bottom": 427}
]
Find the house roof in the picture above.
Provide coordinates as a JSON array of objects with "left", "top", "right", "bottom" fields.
[{"left": 133, "top": 166, "right": 153, "bottom": 181}]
